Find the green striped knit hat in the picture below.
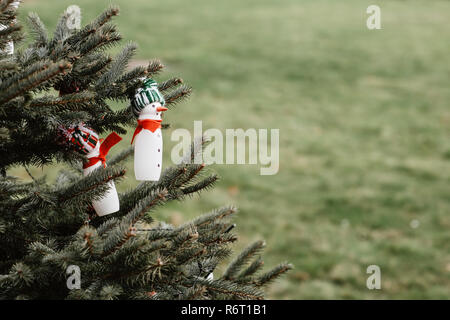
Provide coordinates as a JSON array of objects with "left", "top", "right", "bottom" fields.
[{"left": 132, "top": 78, "right": 165, "bottom": 117}]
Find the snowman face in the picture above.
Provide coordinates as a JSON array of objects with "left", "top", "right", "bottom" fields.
[
  {"left": 139, "top": 102, "right": 167, "bottom": 120},
  {"left": 151, "top": 102, "right": 162, "bottom": 120}
]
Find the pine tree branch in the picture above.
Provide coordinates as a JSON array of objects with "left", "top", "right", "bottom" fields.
[
  {"left": 96, "top": 42, "right": 136, "bottom": 88},
  {"left": 0, "top": 61, "right": 72, "bottom": 105},
  {"left": 67, "top": 5, "right": 119, "bottom": 47},
  {"left": 164, "top": 84, "right": 192, "bottom": 107},
  {"left": 238, "top": 257, "right": 264, "bottom": 279},
  {"left": 254, "top": 263, "right": 293, "bottom": 287},
  {"left": 190, "top": 278, "right": 264, "bottom": 300},
  {"left": 189, "top": 206, "right": 237, "bottom": 229},
  {"left": 223, "top": 241, "right": 266, "bottom": 280},
  {"left": 26, "top": 12, "right": 48, "bottom": 47},
  {"left": 78, "top": 23, "right": 121, "bottom": 55},
  {"left": 102, "top": 189, "right": 167, "bottom": 256},
  {"left": 58, "top": 167, "right": 125, "bottom": 204},
  {"left": 146, "top": 59, "right": 164, "bottom": 76},
  {"left": 181, "top": 174, "right": 219, "bottom": 196},
  {"left": 28, "top": 91, "right": 96, "bottom": 109},
  {"left": 0, "top": 0, "right": 18, "bottom": 14},
  {"left": 106, "top": 146, "right": 133, "bottom": 167},
  {"left": 158, "top": 77, "right": 183, "bottom": 92}
]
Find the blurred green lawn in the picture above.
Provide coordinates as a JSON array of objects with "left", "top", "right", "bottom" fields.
[{"left": 13, "top": 0, "right": 450, "bottom": 299}]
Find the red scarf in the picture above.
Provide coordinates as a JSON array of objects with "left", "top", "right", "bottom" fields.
[
  {"left": 131, "top": 119, "right": 162, "bottom": 144},
  {"left": 83, "top": 132, "right": 122, "bottom": 169}
]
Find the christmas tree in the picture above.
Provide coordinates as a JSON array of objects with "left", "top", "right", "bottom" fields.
[{"left": 0, "top": 2, "right": 291, "bottom": 300}]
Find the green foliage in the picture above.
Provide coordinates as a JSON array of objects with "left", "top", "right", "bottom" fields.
[
  {"left": 11, "top": 0, "right": 450, "bottom": 300},
  {"left": 0, "top": 3, "right": 289, "bottom": 300}
]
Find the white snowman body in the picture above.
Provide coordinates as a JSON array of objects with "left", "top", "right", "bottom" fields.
[
  {"left": 134, "top": 102, "right": 164, "bottom": 181},
  {"left": 83, "top": 143, "right": 120, "bottom": 216}
]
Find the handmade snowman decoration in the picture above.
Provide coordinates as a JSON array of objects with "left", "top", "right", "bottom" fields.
[
  {"left": 0, "top": 1, "right": 20, "bottom": 56},
  {"left": 131, "top": 78, "right": 168, "bottom": 181},
  {"left": 62, "top": 124, "right": 122, "bottom": 216}
]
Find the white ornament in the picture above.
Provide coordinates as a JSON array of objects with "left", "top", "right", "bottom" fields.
[
  {"left": 0, "top": 1, "right": 19, "bottom": 56},
  {"left": 133, "top": 102, "right": 167, "bottom": 181},
  {"left": 10, "top": 1, "right": 20, "bottom": 9},
  {"left": 0, "top": 24, "right": 14, "bottom": 56},
  {"left": 65, "top": 5, "right": 81, "bottom": 30},
  {"left": 83, "top": 143, "right": 120, "bottom": 216}
]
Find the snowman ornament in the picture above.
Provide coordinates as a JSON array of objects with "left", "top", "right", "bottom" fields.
[
  {"left": 131, "top": 78, "right": 168, "bottom": 181},
  {"left": 64, "top": 124, "right": 122, "bottom": 216}
]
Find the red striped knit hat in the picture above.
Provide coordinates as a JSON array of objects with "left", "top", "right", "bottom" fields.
[{"left": 60, "top": 123, "right": 99, "bottom": 155}]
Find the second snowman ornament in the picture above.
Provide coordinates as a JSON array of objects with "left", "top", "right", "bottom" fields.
[
  {"left": 63, "top": 124, "right": 122, "bottom": 216},
  {"left": 131, "top": 78, "right": 168, "bottom": 181}
]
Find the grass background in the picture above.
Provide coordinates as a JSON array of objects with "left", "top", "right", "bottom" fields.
[{"left": 11, "top": 0, "right": 450, "bottom": 299}]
